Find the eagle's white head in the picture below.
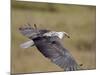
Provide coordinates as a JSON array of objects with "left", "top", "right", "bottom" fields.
[{"left": 43, "top": 31, "right": 70, "bottom": 39}]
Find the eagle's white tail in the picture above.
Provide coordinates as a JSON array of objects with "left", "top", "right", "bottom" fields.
[{"left": 20, "top": 40, "right": 34, "bottom": 48}]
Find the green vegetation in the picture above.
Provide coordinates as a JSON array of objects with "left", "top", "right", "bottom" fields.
[{"left": 11, "top": 0, "right": 96, "bottom": 74}]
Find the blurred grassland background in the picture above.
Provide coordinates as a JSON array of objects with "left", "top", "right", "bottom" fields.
[{"left": 11, "top": 0, "right": 96, "bottom": 74}]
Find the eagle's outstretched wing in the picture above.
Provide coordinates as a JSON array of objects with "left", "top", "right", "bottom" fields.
[
  {"left": 19, "top": 24, "right": 50, "bottom": 48},
  {"left": 19, "top": 24, "right": 50, "bottom": 39},
  {"left": 33, "top": 36, "right": 81, "bottom": 71},
  {"left": 19, "top": 24, "right": 39, "bottom": 39}
]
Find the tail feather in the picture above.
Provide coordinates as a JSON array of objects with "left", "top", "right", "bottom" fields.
[{"left": 20, "top": 40, "right": 34, "bottom": 48}]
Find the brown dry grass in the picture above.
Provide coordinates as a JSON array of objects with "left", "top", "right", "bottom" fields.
[{"left": 11, "top": 1, "right": 96, "bottom": 74}]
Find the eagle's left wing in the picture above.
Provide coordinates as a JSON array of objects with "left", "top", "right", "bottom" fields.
[
  {"left": 33, "top": 36, "right": 81, "bottom": 71},
  {"left": 46, "top": 37, "right": 81, "bottom": 71}
]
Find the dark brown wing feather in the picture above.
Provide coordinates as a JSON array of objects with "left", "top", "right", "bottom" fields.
[
  {"left": 19, "top": 24, "right": 50, "bottom": 39},
  {"left": 19, "top": 24, "right": 37, "bottom": 39},
  {"left": 33, "top": 36, "right": 81, "bottom": 71}
]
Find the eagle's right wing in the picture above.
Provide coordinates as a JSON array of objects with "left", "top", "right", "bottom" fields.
[
  {"left": 19, "top": 24, "right": 50, "bottom": 39},
  {"left": 19, "top": 24, "right": 38, "bottom": 39}
]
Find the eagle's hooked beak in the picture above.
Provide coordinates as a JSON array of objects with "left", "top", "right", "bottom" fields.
[{"left": 64, "top": 33, "right": 70, "bottom": 38}]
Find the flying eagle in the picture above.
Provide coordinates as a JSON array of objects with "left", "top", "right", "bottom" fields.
[{"left": 19, "top": 24, "right": 81, "bottom": 71}]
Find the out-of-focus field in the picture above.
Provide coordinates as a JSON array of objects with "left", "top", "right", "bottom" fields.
[{"left": 11, "top": 0, "right": 96, "bottom": 74}]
